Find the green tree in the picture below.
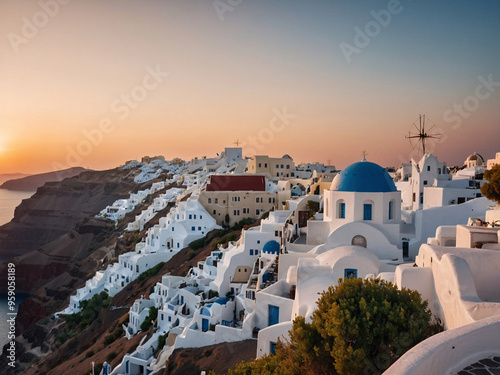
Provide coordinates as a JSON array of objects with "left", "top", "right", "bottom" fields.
[
  {"left": 481, "top": 164, "right": 500, "bottom": 205},
  {"left": 229, "top": 278, "right": 442, "bottom": 375},
  {"left": 306, "top": 200, "right": 320, "bottom": 218}
]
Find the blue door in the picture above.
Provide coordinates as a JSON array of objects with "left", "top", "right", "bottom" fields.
[
  {"left": 268, "top": 305, "right": 279, "bottom": 326},
  {"left": 202, "top": 318, "right": 209, "bottom": 332}
]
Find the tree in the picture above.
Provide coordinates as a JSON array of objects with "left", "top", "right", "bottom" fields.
[
  {"left": 306, "top": 200, "right": 320, "bottom": 219},
  {"left": 229, "top": 278, "right": 442, "bottom": 375},
  {"left": 481, "top": 164, "right": 500, "bottom": 205}
]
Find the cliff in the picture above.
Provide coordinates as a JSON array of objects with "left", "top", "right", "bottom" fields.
[
  {"left": 0, "top": 168, "right": 137, "bottom": 260},
  {"left": 0, "top": 167, "right": 86, "bottom": 191},
  {"left": 0, "top": 173, "right": 30, "bottom": 185}
]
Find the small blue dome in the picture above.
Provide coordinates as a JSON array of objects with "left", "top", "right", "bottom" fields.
[
  {"left": 262, "top": 240, "right": 280, "bottom": 254},
  {"left": 331, "top": 161, "right": 396, "bottom": 193}
]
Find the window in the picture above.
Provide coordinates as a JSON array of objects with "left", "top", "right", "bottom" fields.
[
  {"left": 189, "top": 214, "right": 192, "bottom": 219},
  {"left": 215, "top": 198, "right": 218, "bottom": 204},
  {"left": 213, "top": 210, "right": 216, "bottom": 214},
  {"left": 257, "top": 240, "right": 260, "bottom": 244},
  {"left": 427, "top": 166, "right": 431, "bottom": 171},
  {"left": 363, "top": 203, "right": 372, "bottom": 220},
  {"left": 338, "top": 201, "right": 346, "bottom": 219},
  {"left": 200, "top": 215, "right": 202, "bottom": 219},
  {"left": 265, "top": 163, "right": 267, "bottom": 168},
  {"left": 180, "top": 296, "right": 184, "bottom": 304},
  {"left": 269, "top": 197, "right": 272, "bottom": 203},
  {"left": 258, "top": 163, "right": 262, "bottom": 168},
  {"left": 191, "top": 226, "right": 195, "bottom": 231},
  {"left": 344, "top": 268, "right": 358, "bottom": 279},
  {"left": 423, "top": 180, "right": 428, "bottom": 185},
  {"left": 270, "top": 342, "right": 277, "bottom": 355},
  {"left": 256, "top": 209, "right": 260, "bottom": 215},
  {"left": 276, "top": 164, "right": 279, "bottom": 168},
  {"left": 172, "top": 227, "right": 174, "bottom": 231},
  {"left": 420, "top": 193, "right": 424, "bottom": 204},
  {"left": 198, "top": 226, "right": 201, "bottom": 230},
  {"left": 250, "top": 249, "right": 253, "bottom": 255},
  {"left": 281, "top": 164, "right": 284, "bottom": 168},
  {"left": 389, "top": 200, "right": 394, "bottom": 220},
  {"left": 286, "top": 165, "right": 290, "bottom": 169},
  {"left": 256, "top": 197, "right": 259, "bottom": 203}
]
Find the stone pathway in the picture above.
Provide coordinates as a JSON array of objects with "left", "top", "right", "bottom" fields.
[{"left": 453, "top": 356, "right": 500, "bottom": 375}]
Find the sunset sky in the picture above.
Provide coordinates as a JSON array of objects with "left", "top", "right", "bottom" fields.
[{"left": 1, "top": 0, "right": 499, "bottom": 174}]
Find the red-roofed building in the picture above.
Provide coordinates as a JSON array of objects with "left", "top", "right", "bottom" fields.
[
  {"left": 200, "top": 175, "right": 276, "bottom": 226},
  {"left": 206, "top": 175, "right": 266, "bottom": 192}
]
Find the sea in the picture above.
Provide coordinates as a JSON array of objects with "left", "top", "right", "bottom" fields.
[
  {"left": 0, "top": 189, "right": 35, "bottom": 227},
  {"left": 0, "top": 189, "right": 35, "bottom": 348}
]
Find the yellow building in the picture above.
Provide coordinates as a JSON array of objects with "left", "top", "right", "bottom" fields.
[{"left": 246, "top": 154, "right": 295, "bottom": 179}]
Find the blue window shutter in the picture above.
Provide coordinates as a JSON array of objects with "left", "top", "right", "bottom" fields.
[{"left": 363, "top": 204, "right": 372, "bottom": 220}]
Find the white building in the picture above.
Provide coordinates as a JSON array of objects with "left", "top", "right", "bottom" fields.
[{"left": 487, "top": 152, "right": 500, "bottom": 170}]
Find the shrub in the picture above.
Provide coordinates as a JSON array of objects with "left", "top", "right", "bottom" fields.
[
  {"left": 137, "top": 262, "right": 165, "bottom": 282},
  {"left": 140, "top": 306, "right": 158, "bottom": 332},
  {"left": 229, "top": 278, "right": 443, "bottom": 375},
  {"left": 158, "top": 332, "right": 169, "bottom": 351},
  {"left": 189, "top": 237, "right": 206, "bottom": 250},
  {"left": 104, "top": 326, "right": 124, "bottom": 346},
  {"left": 106, "top": 351, "right": 118, "bottom": 362}
]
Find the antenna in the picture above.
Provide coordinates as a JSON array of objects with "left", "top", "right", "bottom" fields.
[
  {"left": 406, "top": 114, "right": 441, "bottom": 155},
  {"left": 234, "top": 139, "right": 241, "bottom": 147}
]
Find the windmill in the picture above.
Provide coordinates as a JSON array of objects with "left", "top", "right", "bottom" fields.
[{"left": 406, "top": 114, "right": 442, "bottom": 155}]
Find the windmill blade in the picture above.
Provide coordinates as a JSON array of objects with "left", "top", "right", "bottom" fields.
[{"left": 426, "top": 124, "right": 436, "bottom": 133}]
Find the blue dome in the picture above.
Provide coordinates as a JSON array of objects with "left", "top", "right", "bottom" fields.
[
  {"left": 262, "top": 240, "right": 280, "bottom": 254},
  {"left": 331, "top": 161, "right": 396, "bottom": 193}
]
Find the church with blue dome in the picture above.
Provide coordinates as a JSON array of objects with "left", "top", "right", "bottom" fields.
[
  {"left": 308, "top": 158, "right": 402, "bottom": 260},
  {"left": 330, "top": 161, "right": 397, "bottom": 193}
]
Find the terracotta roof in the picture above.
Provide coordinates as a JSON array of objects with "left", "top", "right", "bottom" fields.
[{"left": 206, "top": 175, "right": 266, "bottom": 192}]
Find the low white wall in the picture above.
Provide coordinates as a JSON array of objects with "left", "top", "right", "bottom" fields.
[
  {"left": 384, "top": 314, "right": 500, "bottom": 375},
  {"left": 256, "top": 321, "right": 293, "bottom": 358}
]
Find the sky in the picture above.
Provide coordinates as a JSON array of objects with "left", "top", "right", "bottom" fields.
[{"left": 0, "top": 0, "right": 499, "bottom": 174}]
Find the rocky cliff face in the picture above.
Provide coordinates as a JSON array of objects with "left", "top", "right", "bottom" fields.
[{"left": 0, "top": 168, "right": 137, "bottom": 260}]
